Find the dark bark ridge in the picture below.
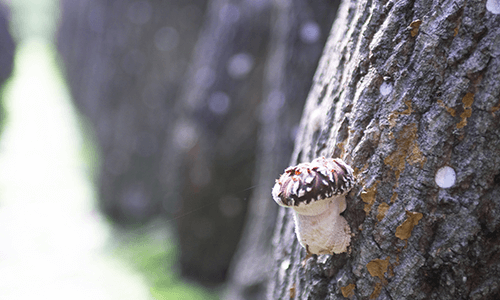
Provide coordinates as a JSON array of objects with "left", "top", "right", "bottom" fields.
[{"left": 270, "top": 0, "right": 500, "bottom": 299}]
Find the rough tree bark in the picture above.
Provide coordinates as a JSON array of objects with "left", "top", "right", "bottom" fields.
[
  {"left": 223, "top": 0, "right": 339, "bottom": 298},
  {"left": 269, "top": 0, "right": 500, "bottom": 299}
]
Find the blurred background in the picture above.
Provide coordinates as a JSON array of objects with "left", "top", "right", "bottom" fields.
[{"left": 0, "top": 0, "right": 337, "bottom": 299}]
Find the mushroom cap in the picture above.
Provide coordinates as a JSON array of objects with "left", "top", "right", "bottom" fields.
[{"left": 272, "top": 157, "right": 355, "bottom": 207}]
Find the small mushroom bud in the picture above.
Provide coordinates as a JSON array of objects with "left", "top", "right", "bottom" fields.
[{"left": 272, "top": 157, "right": 355, "bottom": 255}]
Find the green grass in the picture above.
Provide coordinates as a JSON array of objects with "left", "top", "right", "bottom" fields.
[{"left": 111, "top": 225, "right": 220, "bottom": 300}]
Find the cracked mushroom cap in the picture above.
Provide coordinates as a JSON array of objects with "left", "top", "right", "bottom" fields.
[{"left": 272, "top": 157, "right": 355, "bottom": 207}]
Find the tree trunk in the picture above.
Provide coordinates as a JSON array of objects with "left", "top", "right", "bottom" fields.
[
  {"left": 269, "top": 0, "right": 500, "bottom": 299},
  {"left": 162, "top": 0, "right": 273, "bottom": 284},
  {"left": 0, "top": 3, "right": 15, "bottom": 134},
  {"left": 57, "top": 0, "right": 208, "bottom": 223},
  {"left": 223, "top": 0, "right": 339, "bottom": 299}
]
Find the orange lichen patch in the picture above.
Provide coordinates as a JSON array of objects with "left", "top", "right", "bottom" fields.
[
  {"left": 367, "top": 257, "right": 391, "bottom": 299},
  {"left": 457, "top": 109, "right": 472, "bottom": 128},
  {"left": 341, "top": 283, "right": 356, "bottom": 298},
  {"left": 335, "top": 140, "right": 347, "bottom": 158},
  {"left": 289, "top": 284, "right": 296, "bottom": 299},
  {"left": 395, "top": 210, "right": 423, "bottom": 240},
  {"left": 367, "top": 256, "right": 391, "bottom": 280},
  {"left": 370, "top": 282, "right": 383, "bottom": 299},
  {"left": 437, "top": 100, "right": 456, "bottom": 116},
  {"left": 457, "top": 92, "right": 474, "bottom": 129},
  {"left": 492, "top": 103, "right": 500, "bottom": 113},
  {"left": 409, "top": 19, "right": 423, "bottom": 37},
  {"left": 384, "top": 151, "right": 404, "bottom": 180},
  {"left": 454, "top": 26, "right": 459, "bottom": 36},
  {"left": 401, "top": 100, "right": 412, "bottom": 115},
  {"left": 384, "top": 123, "right": 426, "bottom": 179},
  {"left": 360, "top": 181, "right": 379, "bottom": 214},
  {"left": 377, "top": 202, "right": 390, "bottom": 221},
  {"left": 492, "top": 98, "right": 500, "bottom": 114},
  {"left": 406, "top": 138, "right": 427, "bottom": 168},
  {"left": 462, "top": 92, "right": 474, "bottom": 107},
  {"left": 390, "top": 192, "right": 398, "bottom": 203},
  {"left": 388, "top": 262, "right": 395, "bottom": 277},
  {"left": 388, "top": 101, "right": 413, "bottom": 129}
]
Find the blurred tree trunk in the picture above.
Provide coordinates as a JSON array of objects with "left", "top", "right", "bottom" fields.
[
  {"left": 222, "top": 0, "right": 339, "bottom": 299},
  {"left": 268, "top": 0, "right": 500, "bottom": 299},
  {"left": 161, "top": 0, "right": 272, "bottom": 284},
  {"left": 57, "top": 0, "right": 207, "bottom": 223},
  {"left": 58, "top": 0, "right": 269, "bottom": 285},
  {"left": 0, "top": 4, "right": 15, "bottom": 134},
  {"left": 0, "top": 5, "right": 14, "bottom": 84}
]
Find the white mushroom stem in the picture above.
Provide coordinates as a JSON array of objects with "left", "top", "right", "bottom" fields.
[{"left": 292, "top": 195, "right": 351, "bottom": 255}]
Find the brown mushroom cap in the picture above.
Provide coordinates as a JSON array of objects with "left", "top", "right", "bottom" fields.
[{"left": 272, "top": 157, "right": 355, "bottom": 207}]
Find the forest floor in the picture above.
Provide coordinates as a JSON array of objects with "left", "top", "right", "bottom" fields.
[
  {"left": 0, "top": 39, "right": 156, "bottom": 299},
  {"left": 0, "top": 32, "right": 219, "bottom": 300}
]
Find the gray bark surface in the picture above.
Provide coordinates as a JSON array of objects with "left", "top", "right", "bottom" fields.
[
  {"left": 223, "top": 0, "right": 339, "bottom": 299},
  {"left": 269, "top": 0, "right": 500, "bottom": 299}
]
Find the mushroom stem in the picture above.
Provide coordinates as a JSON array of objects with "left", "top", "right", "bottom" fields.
[{"left": 292, "top": 196, "right": 351, "bottom": 255}]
